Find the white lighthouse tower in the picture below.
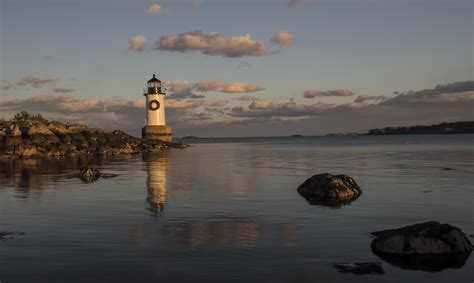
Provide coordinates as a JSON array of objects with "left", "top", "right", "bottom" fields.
[{"left": 142, "top": 74, "right": 172, "bottom": 142}]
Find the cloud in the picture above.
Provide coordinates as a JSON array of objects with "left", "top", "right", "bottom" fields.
[
  {"left": 53, "top": 88, "right": 76, "bottom": 93},
  {"left": 147, "top": 4, "right": 161, "bottom": 15},
  {"left": 381, "top": 81, "right": 474, "bottom": 106},
  {"left": 434, "top": 81, "right": 474, "bottom": 92},
  {"left": 194, "top": 80, "right": 264, "bottom": 93},
  {"left": 204, "top": 107, "right": 228, "bottom": 115},
  {"left": 236, "top": 96, "right": 258, "bottom": 101},
  {"left": 230, "top": 99, "right": 332, "bottom": 118},
  {"left": 248, "top": 99, "right": 281, "bottom": 110},
  {"left": 163, "top": 79, "right": 264, "bottom": 99},
  {"left": 162, "top": 80, "right": 198, "bottom": 99},
  {"left": 354, "top": 95, "right": 387, "bottom": 103},
  {"left": 0, "top": 80, "right": 13, "bottom": 90},
  {"left": 270, "top": 31, "right": 294, "bottom": 47},
  {"left": 155, "top": 30, "right": 267, "bottom": 58},
  {"left": 290, "top": 0, "right": 312, "bottom": 6},
  {"left": 191, "top": 0, "right": 202, "bottom": 8},
  {"left": 16, "top": 76, "right": 58, "bottom": 88},
  {"left": 303, "top": 89, "right": 354, "bottom": 98},
  {"left": 167, "top": 99, "right": 228, "bottom": 109},
  {"left": 0, "top": 95, "right": 144, "bottom": 114},
  {"left": 128, "top": 35, "right": 148, "bottom": 52}
]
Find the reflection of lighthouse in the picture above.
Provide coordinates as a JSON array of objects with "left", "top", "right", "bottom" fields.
[{"left": 144, "top": 151, "right": 171, "bottom": 214}]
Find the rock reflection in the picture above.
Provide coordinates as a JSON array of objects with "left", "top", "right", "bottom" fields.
[
  {"left": 373, "top": 252, "right": 471, "bottom": 272},
  {"left": 143, "top": 151, "right": 171, "bottom": 215},
  {"left": 0, "top": 156, "right": 128, "bottom": 197},
  {"left": 161, "top": 217, "right": 297, "bottom": 249},
  {"left": 298, "top": 194, "right": 360, "bottom": 208}
]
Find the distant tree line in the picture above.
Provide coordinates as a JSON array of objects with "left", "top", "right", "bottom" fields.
[{"left": 366, "top": 121, "right": 474, "bottom": 135}]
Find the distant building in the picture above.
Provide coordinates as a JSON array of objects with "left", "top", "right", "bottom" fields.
[{"left": 141, "top": 74, "right": 172, "bottom": 142}]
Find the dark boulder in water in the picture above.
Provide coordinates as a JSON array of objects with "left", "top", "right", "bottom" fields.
[
  {"left": 334, "top": 262, "right": 384, "bottom": 275},
  {"left": 371, "top": 221, "right": 472, "bottom": 272},
  {"left": 297, "top": 173, "right": 362, "bottom": 207},
  {"left": 79, "top": 167, "right": 101, "bottom": 183}
]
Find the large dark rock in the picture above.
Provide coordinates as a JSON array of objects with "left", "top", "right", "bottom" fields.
[
  {"left": 297, "top": 173, "right": 362, "bottom": 207},
  {"left": 371, "top": 221, "right": 472, "bottom": 271}
]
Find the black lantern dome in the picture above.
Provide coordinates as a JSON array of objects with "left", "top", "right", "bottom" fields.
[{"left": 147, "top": 74, "right": 161, "bottom": 94}]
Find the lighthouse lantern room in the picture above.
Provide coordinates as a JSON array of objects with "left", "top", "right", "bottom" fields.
[{"left": 142, "top": 74, "right": 172, "bottom": 142}]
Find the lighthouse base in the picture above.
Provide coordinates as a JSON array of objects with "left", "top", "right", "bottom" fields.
[{"left": 142, "top": 125, "right": 173, "bottom": 142}]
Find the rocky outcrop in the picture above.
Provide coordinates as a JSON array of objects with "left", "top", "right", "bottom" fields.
[
  {"left": 0, "top": 114, "right": 187, "bottom": 158},
  {"left": 371, "top": 221, "right": 473, "bottom": 271},
  {"left": 297, "top": 173, "right": 362, "bottom": 207}
]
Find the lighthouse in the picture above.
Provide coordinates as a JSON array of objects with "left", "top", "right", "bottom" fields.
[{"left": 142, "top": 74, "right": 172, "bottom": 142}]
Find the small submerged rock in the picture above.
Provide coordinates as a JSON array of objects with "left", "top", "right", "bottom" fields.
[
  {"left": 76, "top": 167, "right": 118, "bottom": 183},
  {"left": 79, "top": 167, "right": 101, "bottom": 182},
  {"left": 297, "top": 173, "right": 362, "bottom": 207},
  {"left": 334, "top": 262, "right": 384, "bottom": 275},
  {"left": 371, "top": 221, "right": 472, "bottom": 271},
  {"left": 0, "top": 231, "right": 25, "bottom": 240}
]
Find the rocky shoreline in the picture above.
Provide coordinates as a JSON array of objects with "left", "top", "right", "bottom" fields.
[{"left": 0, "top": 112, "right": 186, "bottom": 159}]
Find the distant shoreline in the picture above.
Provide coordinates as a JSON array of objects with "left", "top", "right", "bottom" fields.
[
  {"left": 177, "top": 122, "right": 474, "bottom": 139},
  {"left": 177, "top": 132, "right": 474, "bottom": 140},
  {"left": 364, "top": 121, "right": 474, "bottom": 136}
]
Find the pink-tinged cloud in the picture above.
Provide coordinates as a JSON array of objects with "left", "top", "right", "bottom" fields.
[
  {"left": 163, "top": 79, "right": 264, "bottom": 99},
  {"left": 290, "top": 0, "right": 312, "bottom": 6},
  {"left": 155, "top": 31, "right": 267, "bottom": 58},
  {"left": 381, "top": 81, "right": 474, "bottom": 106},
  {"left": 128, "top": 35, "right": 148, "bottom": 52},
  {"left": 232, "top": 99, "right": 332, "bottom": 117},
  {"left": 194, "top": 80, "right": 264, "bottom": 93},
  {"left": 237, "top": 96, "right": 258, "bottom": 101},
  {"left": 53, "top": 88, "right": 76, "bottom": 93},
  {"left": 354, "top": 95, "right": 387, "bottom": 103},
  {"left": 270, "top": 31, "right": 294, "bottom": 47},
  {"left": 16, "top": 76, "right": 58, "bottom": 88},
  {"left": 191, "top": 0, "right": 202, "bottom": 8},
  {"left": 146, "top": 4, "right": 161, "bottom": 15},
  {"left": 167, "top": 99, "right": 228, "bottom": 109},
  {"left": 303, "top": 89, "right": 354, "bottom": 98},
  {"left": 0, "top": 80, "right": 13, "bottom": 90}
]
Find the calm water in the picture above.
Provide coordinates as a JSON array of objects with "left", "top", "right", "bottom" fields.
[{"left": 1, "top": 135, "right": 473, "bottom": 282}]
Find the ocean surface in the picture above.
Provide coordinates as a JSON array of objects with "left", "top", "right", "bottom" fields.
[{"left": 1, "top": 134, "right": 473, "bottom": 283}]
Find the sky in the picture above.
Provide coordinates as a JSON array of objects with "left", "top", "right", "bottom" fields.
[{"left": 1, "top": 0, "right": 473, "bottom": 137}]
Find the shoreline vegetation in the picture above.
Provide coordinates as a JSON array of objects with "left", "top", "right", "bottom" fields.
[
  {"left": 364, "top": 121, "right": 474, "bottom": 136},
  {"left": 0, "top": 111, "right": 187, "bottom": 159}
]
